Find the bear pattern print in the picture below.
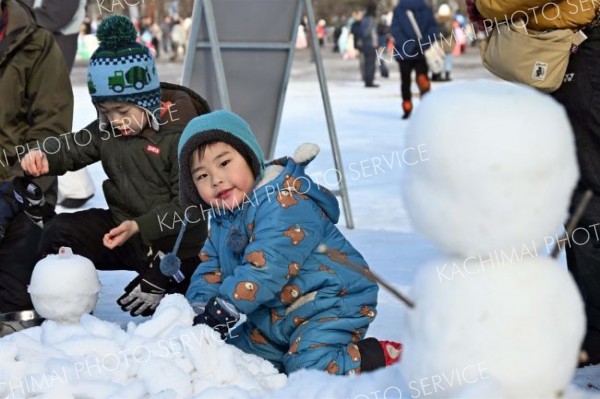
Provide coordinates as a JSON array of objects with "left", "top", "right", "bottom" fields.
[{"left": 186, "top": 156, "right": 378, "bottom": 375}]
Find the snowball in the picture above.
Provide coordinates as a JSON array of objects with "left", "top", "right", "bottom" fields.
[
  {"left": 403, "top": 81, "right": 578, "bottom": 257},
  {"left": 402, "top": 256, "right": 585, "bottom": 398},
  {"left": 29, "top": 248, "right": 100, "bottom": 323}
]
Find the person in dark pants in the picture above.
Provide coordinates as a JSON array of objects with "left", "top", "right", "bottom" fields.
[
  {"left": 0, "top": 213, "right": 43, "bottom": 312},
  {"left": 468, "top": 0, "right": 600, "bottom": 365},
  {"left": 376, "top": 15, "right": 390, "bottom": 79},
  {"left": 390, "top": 0, "right": 438, "bottom": 119},
  {"left": 350, "top": 12, "right": 364, "bottom": 82},
  {"left": 360, "top": 1, "right": 379, "bottom": 88},
  {"left": 553, "top": 25, "right": 600, "bottom": 366},
  {"left": 399, "top": 58, "right": 428, "bottom": 105},
  {"left": 0, "top": 0, "right": 73, "bottom": 313}
]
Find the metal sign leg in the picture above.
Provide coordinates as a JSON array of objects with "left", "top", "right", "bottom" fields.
[{"left": 303, "top": 0, "right": 355, "bottom": 229}]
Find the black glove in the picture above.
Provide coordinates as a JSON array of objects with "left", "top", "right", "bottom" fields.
[
  {"left": 12, "top": 176, "right": 55, "bottom": 228},
  {"left": 193, "top": 297, "right": 240, "bottom": 339},
  {"left": 117, "top": 252, "right": 172, "bottom": 317},
  {"left": 0, "top": 181, "right": 20, "bottom": 242}
]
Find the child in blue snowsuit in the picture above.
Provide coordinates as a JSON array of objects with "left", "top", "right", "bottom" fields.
[{"left": 176, "top": 110, "right": 401, "bottom": 375}]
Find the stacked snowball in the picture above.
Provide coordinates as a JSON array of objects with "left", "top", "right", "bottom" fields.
[
  {"left": 402, "top": 81, "right": 585, "bottom": 398},
  {"left": 28, "top": 247, "right": 101, "bottom": 323}
]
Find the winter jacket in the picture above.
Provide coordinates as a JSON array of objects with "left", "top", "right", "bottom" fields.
[
  {"left": 359, "top": 15, "right": 378, "bottom": 49},
  {"left": 436, "top": 14, "right": 454, "bottom": 54},
  {"left": 44, "top": 83, "right": 211, "bottom": 258},
  {"left": 476, "top": 0, "right": 600, "bottom": 30},
  {"left": 186, "top": 150, "right": 379, "bottom": 348},
  {"left": 0, "top": 0, "right": 72, "bottom": 201},
  {"left": 350, "top": 19, "right": 363, "bottom": 50},
  {"left": 391, "top": 0, "right": 440, "bottom": 60}
]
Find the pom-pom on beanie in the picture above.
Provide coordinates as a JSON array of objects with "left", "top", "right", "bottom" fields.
[{"left": 87, "top": 15, "right": 161, "bottom": 123}]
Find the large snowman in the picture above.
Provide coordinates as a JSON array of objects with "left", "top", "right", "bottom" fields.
[{"left": 401, "top": 81, "right": 585, "bottom": 398}]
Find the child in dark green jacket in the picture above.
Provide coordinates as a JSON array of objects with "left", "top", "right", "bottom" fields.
[{"left": 21, "top": 15, "right": 209, "bottom": 317}]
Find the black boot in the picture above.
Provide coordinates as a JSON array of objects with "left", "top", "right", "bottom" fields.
[
  {"left": 357, "top": 338, "right": 386, "bottom": 371},
  {"left": 356, "top": 337, "right": 402, "bottom": 371},
  {"left": 579, "top": 329, "right": 600, "bottom": 367},
  {"left": 431, "top": 73, "right": 442, "bottom": 82},
  {"left": 444, "top": 71, "right": 452, "bottom": 82}
]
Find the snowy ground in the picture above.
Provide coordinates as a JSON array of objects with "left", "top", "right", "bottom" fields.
[{"left": 2, "top": 48, "right": 600, "bottom": 398}]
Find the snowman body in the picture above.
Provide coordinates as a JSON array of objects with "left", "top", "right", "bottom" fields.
[
  {"left": 28, "top": 247, "right": 100, "bottom": 323},
  {"left": 402, "top": 81, "right": 585, "bottom": 398}
]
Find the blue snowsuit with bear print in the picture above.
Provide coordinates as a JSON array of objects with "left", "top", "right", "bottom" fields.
[{"left": 186, "top": 154, "right": 379, "bottom": 375}]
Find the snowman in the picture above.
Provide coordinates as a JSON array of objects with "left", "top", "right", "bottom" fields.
[
  {"left": 28, "top": 247, "right": 100, "bottom": 323},
  {"left": 401, "top": 81, "right": 585, "bottom": 398}
]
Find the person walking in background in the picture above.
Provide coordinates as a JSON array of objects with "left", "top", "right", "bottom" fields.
[
  {"left": 451, "top": 17, "right": 466, "bottom": 57},
  {"left": 376, "top": 14, "right": 390, "bottom": 79},
  {"left": 390, "top": 0, "right": 439, "bottom": 119},
  {"left": 160, "top": 16, "right": 172, "bottom": 57},
  {"left": 170, "top": 18, "right": 184, "bottom": 61},
  {"left": 360, "top": 0, "right": 380, "bottom": 88},
  {"left": 350, "top": 10, "right": 364, "bottom": 81},
  {"left": 433, "top": 3, "right": 453, "bottom": 82},
  {"left": 316, "top": 19, "right": 326, "bottom": 47},
  {"left": 24, "top": 0, "right": 97, "bottom": 209},
  {"left": 332, "top": 17, "right": 344, "bottom": 53}
]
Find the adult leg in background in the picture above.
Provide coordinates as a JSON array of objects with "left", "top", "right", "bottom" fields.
[
  {"left": 552, "top": 26, "right": 600, "bottom": 366},
  {"left": 0, "top": 212, "right": 43, "bottom": 312}
]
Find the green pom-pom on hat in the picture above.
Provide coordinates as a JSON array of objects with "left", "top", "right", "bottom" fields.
[
  {"left": 96, "top": 15, "right": 137, "bottom": 48},
  {"left": 87, "top": 14, "right": 161, "bottom": 126}
]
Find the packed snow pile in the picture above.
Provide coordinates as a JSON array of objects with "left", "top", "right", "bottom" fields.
[
  {"left": 403, "top": 80, "right": 579, "bottom": 257},
  {"left": 28, "top": 247, "right": 101, "bottom": 323},
  {"left": 0, "top": 295, "right": 286, "bottom": 398},
  {"left": 401, "top": 81, "right": 586, "bottom": 398}
]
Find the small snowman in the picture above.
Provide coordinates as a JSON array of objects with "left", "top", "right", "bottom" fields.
[
  {"left": 28, "top": 247, "right": 100, "bottom": 323},
  {"left": 401, "top": 81, "right": 585, "bottom": 398}
]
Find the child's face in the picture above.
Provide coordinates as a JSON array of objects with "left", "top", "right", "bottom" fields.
[
  {"left": 191, "top": 142, "right": 255, "bottom": 210},
  {"left": 97, "top": 102, "right": 148, "bottom": 136}
]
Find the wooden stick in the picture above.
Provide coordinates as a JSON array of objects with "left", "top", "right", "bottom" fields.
[
  {"left": 551, "top": 189, "right": 594, "bottom": 259},
  {"left": 321, "top": 247, "right": 415, "bottom": 308}
]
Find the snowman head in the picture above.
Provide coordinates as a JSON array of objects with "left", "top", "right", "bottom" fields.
[
  {"left": 403, "top": 81, "right": 578, "bottom": 257},
  {"left": 28, "top": 247, "right": 100, "bottom": 324}
]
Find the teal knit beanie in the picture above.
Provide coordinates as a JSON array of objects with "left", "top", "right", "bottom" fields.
[
  {"left": 178, "top": 110, "right": 265, "bottom": 209},
  {"left": 87, "top": 16, "right": 161, "bottom": 122}
]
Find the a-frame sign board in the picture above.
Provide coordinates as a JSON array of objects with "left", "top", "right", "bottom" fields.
[{"left": 181, "top": 0, "right": 354, "bottom": 228}]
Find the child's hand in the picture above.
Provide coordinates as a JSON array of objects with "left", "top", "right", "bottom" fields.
[
  {"left": 103, "top": 220, "right": 139, "bottom": 249},
  {"left": 20, "top": 150, "right": 49, "bottom": 177}
]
